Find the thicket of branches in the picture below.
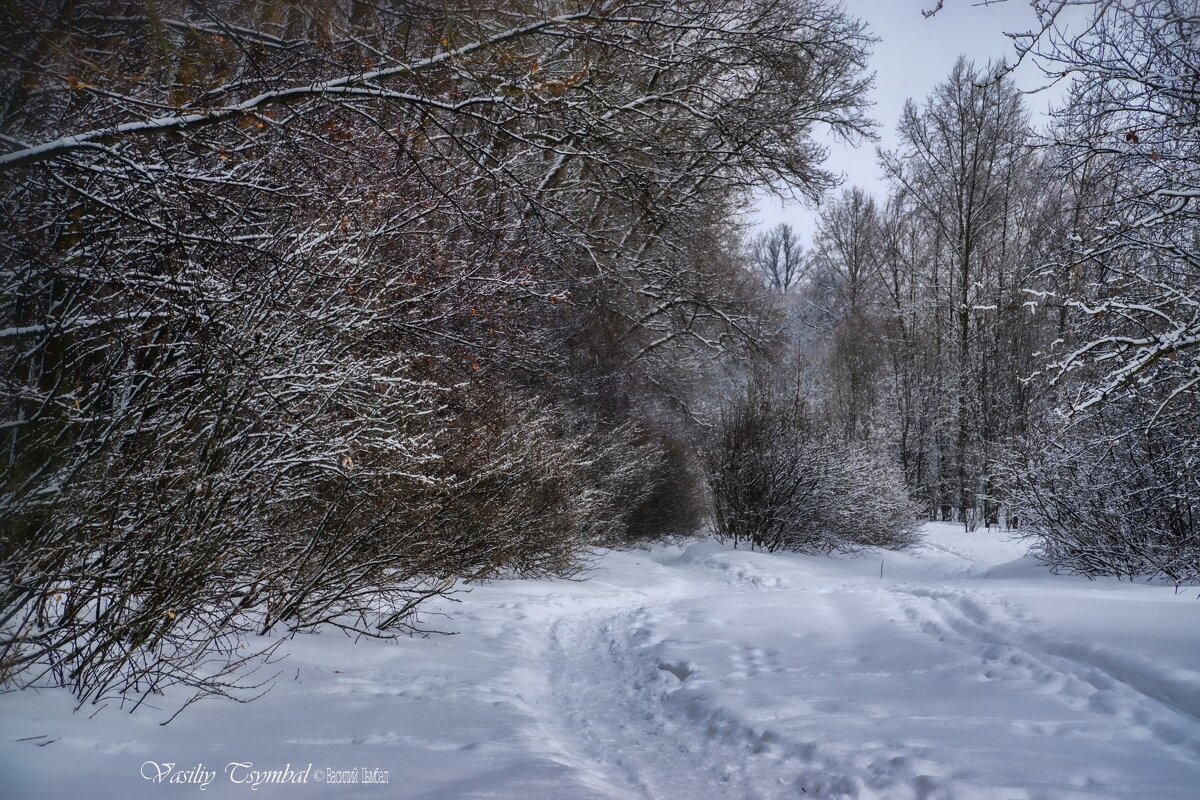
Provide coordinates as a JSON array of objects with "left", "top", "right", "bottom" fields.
[
  {"left": 703, "top": 377, "right": 920, "bottom": 554},
  {"left": 1005, "top": 397, "right": 1199, "bottom": 584},
  {"left": 0, "top": 0, "right": 873, "bottom": 713},
  {"left": 744, "top": 0, "right": 1197, "bottom": 581},
  {"left": 1004, "top": 0, "right": 1199, "bottom": 581}
]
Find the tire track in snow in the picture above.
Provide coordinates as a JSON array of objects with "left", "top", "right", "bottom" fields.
[
  {"left": 518, "top": 543, "right": 1199, "bottom": 799},
  {"left": 894, "top": 587, "right": 1200, "bottom": 761}
]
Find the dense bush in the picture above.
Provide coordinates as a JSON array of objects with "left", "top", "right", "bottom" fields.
[
  {"left": 1006, "top": 402, "right": 1200, "bottom": 584},
  {"left": 702, "top": 379, "right": 921, "bottom": 553}
]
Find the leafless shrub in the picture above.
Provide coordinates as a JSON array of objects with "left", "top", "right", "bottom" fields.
[{"left": 703, "top": 378, "right": 920, "bottom": 553}]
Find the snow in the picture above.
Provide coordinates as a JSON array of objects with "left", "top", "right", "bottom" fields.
[{"left": 2, "top": 523, "right": 1198, "bottom": 799}]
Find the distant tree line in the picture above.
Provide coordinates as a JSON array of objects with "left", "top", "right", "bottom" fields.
[{"left": 731, "top": 0, "right": 1198, "bottom": 584}]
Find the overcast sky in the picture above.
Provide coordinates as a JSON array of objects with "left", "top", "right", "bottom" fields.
[{"left": 752, "top": 0, "right": 1066, "bottom": 240}]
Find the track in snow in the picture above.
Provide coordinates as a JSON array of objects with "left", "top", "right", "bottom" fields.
[{"left": 520, "top": 528, "right": 1200, "bottom": 800}]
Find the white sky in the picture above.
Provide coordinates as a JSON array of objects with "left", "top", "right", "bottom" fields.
[{"left": 751, "top": 0, "right": 1065, "bottom": 241}]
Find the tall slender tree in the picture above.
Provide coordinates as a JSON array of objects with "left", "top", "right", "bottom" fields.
[{"left": 879, "top": 57, "right": 1032, "bottom": 523}]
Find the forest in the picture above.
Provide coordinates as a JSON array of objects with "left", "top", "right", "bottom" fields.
[{"left": 0, "top": 0, "right": 1196, "bottom": 718}]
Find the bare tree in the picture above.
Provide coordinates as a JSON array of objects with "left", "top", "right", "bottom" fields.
[
  {"left": 1012, "top": 0, "right": 1200, "bottom": 422},
  {"left": 751, "top": 223, "right": 804, "bottom": 292},
  {"left": 879, "top": 57, "right": 1033, "bottom": 525},
  {"left": 998, "top": 0, "right": 1200, "bottom": 579},
  {"left": 807, "top": 187, "right": 884, "bottom": 440}
]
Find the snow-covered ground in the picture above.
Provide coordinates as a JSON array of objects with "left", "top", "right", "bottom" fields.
[{"left": 3, "top": 523, "right": 1198, "bottom": 799}]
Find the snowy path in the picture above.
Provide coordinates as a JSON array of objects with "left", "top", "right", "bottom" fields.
[
  {"left": 3, "top": 524, "right": 1199, "bottom": 798},
  {"left": 523, "top": 549, "right": 1200, "bottom": 800}
]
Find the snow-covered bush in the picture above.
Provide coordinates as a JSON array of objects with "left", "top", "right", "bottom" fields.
[
  {"left": 1006, "top": 402, "right": 1200, "bottom": 584},
  {"left": 702, "top": 380, "right": 920, "bottom": 553},
  {"left": 822, "top": 447, "right": 925, "bottom": 550}
]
